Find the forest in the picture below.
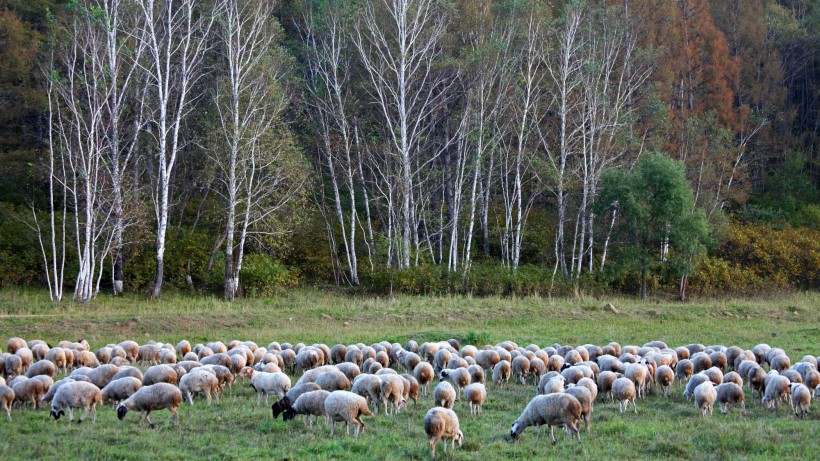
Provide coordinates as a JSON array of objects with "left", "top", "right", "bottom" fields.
[{"left": 0, "top": 0, "right": 818, "bottom": 302}]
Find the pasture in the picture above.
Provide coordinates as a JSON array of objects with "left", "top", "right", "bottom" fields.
[{"left": 0, "top": 289, "right": 818, "bottom": 460}]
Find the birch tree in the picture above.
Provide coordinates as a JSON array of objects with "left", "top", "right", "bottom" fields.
[{"left": 138, "top": 0, "right": 218, "bottom": 298}]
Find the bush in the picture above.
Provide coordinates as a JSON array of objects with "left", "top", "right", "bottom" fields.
[{"left": 238, "top": 254, "right": 300, "bottom": 297}]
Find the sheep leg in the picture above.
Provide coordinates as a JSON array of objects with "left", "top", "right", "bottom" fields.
[
  {"left": 534, "top": 424, "right": 540, "bottom": 442},
  {"left": 91, "top": 404, "right": 97, "bottom": 424},
  {"left": 205, "top": 390, "right": 212, "bottom": 406},
  {"left": 187, "top": 392, "right": 194, "bottom": 405},
  {"left": 79, "top": 407, "right": 89, "bottom": 423},
  {"left": 549, "top": 425, "right": 557, "bottom": 445},
  {"left": 170, "top": 406, "right": 179, "bottom": 425},
  {"left": 67, "top": 407, "right": 74, "bottom": 423},
  {"left": 4, "top": 406, "right": 10, "bottom": 421},
  {"left": 330, "top": 419, "right": 336, "bottom": 436},
  {"left": 632, "top": 398, "right": 638, "bottom": 414},
  {"left": 265, "top": 392, "right": 270, "bottom": 406},
  {"left": 214, "top": 390, "right": 220, "bottom": 406},
  {"left": 429, "top": 436, "right": 438, "bottom": 459},
  {"left": 146, "top": 412, "right": 155, "bottom": 428}
]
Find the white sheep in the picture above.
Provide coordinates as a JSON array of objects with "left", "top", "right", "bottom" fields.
[
  {"left": 284, "top": 389, "right": 330, "bottom": 426},
  {"left": 537, "top": 374, "right": 565, "bottom": 395},
  {"left": 694, "top": 381, "right": 717, "bottom": 417},
  {"left": 509, "top": 393, "right": 582, "bottom": 444},
  {"left": 100, "top": 377, "right": 143, "bottom": 407},
  {"left": 380, "top": 374, "right": 407, "bottom": 415},
  {"left": 0, "top": 384, "right": 13, "bottom": 420},
  {"left": 433, "top": 381, "right": 456, "bottom": 409},
  {"left": 612, "top": 377, "right": 637, "bottom": 414},
  {"left": 463, "top": 383, "right": 487, "bottom": 415},
  {"left": 565, "top": 385, "right": 593, "bottom": 432},
  {"left": 790, "top": 383, "right": 811, "bottom": 418},
  {"left": 762, "top": 375, "right": 790, "bottom": 410},
  {"left": 238, "top": 367, "right": 291, "bottom": 405},
  {"left": 655, "top": 365, "right": 674, "bottom": 397},
  {"left": 50, "top": 381, "right": 103, "bottom": 424},
  {"left": 179, "top": 369, "right": 220, "bottom": 405},
  {"left": 116, "top": 382, "right": 182, "bottom": 427},
  {"left": 715, "top": 382, "right": 746, "bottom": 415},
  {"left": 323, "top": 390, "right": 372, "bottom": 437},
  {"left": 424, "top": 407, "right": 463, "bottom": 459},
  {"left": 439, "top": 368, "right": 471, "bottom": 398}
]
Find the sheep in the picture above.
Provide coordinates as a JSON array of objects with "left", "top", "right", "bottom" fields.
[
  {"left": 474, "top": 349, "right": 500, "bottom": 371},
  {"left": 0, "top": 385, "right": 13, "bottom": 420},
  {"left": 655, "top": 365, "right": 674, "bottom": 397},
  {"left": 709, "top": 351, "right": 728, "bottom": 372},
  {"left": 335, "top": 362, "right": 361, "bottom": 383},
  {"left": 401, "top": 373, "right": 420, "bottom": 405},
  {"left": 271, "top": 382, "right": 322, "bottom": 419},
  {"left": 439, "top": 368, "right": 471, "bottom": 398},
  {"left": 6, "top": 338, "right": 26, "bottom": 354},
  {"left": 575, "top": 377, "right": 598, "bottom": 402},
  {"left": 4, "top": 354, "right": 22, "bottom": 379},
  {"left": 176, "top": 340, "right": 191, "bottom": 358},
  {"left": 13, "top": 348, "right": 33, "bottom": 372},
  {"left": 44, "top": 348, "right": 68, "bottom": 373},
  {"left": 467, "top": 364, "right": 485, "bottom": 385},
  {"left": 723, "top": 371, "right": 743, "bottom": 387},
  {"left": 747, "top": 365, "right": 767, "bottom": 399},
  {"left": 401, "top": 351, "right": 422, "bottom": 373},
  {"left": 537, "top": 374, "right": 566, "bottom": 395},
  {"left": 380, "top": 374, "right": 407, "bottom": 415},
  {"left": 295, "top": 365, "right": 336, "bottom": 385},
  {"left": 200, "top": 353, "right": 230, "bottom": 368},
  {"left": 694, "top": 381, "right": 717, "bottom": 417},
  {"left": 509, "top": 393, "right": 582, "bottom": 444},
  {"left": 344, "top": 348, "right": 363, "bottom": 369},
  {"left": 137, "top": 344, "right": 161, "bottom": 365},
  {"left": 612, "top": 377, "right": 637, "bottom": 414},
  {"left": 684, "top": 374, "right": 711, "bottom": 401},
  {"left": 118, "top": 340, "right": 139, "bottom": 363},
  {"left": 624, "top": 363, "right": 650, "bottom": 398},
  {"left": 565, "top": 384, "right": 593, "bottom": 432},
  {"left": 351, "top": 374, "right": 383, "bottom": 413},
  {"left": 434, "top": 349, "right": 453, "bottom": 375},
  {"left": 113, "top": 366, "right": 144, "bottom": 382},
  {"left": 446, "top": 357, "right": 468, "bottom": 370},
  {"left": 770, "top": 354, "right": 791, "bottom": 373},
  {"left": 715, "top": 382, "right": 746, "bottom": 415},
  {"left": 424, "top": 407, "right": 464, "bottom": 459},
  {"left": 179, "top": 368, "right": 220, "bottom": 406},
  {"left": 86, "top": 364, "right": 121, "bottom": 389},
  {"left": 238, "top": 367, "right": 291, "bottom": 405},
  {"left": 762, "top": 375, "right": 790, "bottom": 410},
  {"left": 12, "top": 377, "right": 46, "bottom": 410},
  {"left": 280, "top": 349, "right": 296, "bottom": 373},
  {"left": 116, "top": 383, "right": 182, "bottom": 427},
  {"left": 330, "top": 344, "right": 348, "bottom": 365},
  {"left": 463, "top": 383, "right": 487, "bottom": 415},
  {"left": 781, "top": 369, "right": 802, "bottom": 384},
  {"left": 283, "top": 389, "right": 330, "bottom": 427},
  {"left": 323, "top": 390, "right": 372, "bottom": 437},
  {"left": 101, "top": 377, "right": 143, "bottom": 407},
  {"left": 511, "top": 356, "right": 531, "bottom": 385},
  {"left": 314, "top": 370, "right": 351, "bottom": 392},
  {"left": 492, "top": 360, "right": 511, "bottom": 387},
  {"left": 433, "top": 381, "right": 456, "bottom": 409},
  {"left": 691, "top": 352, "right": 712, "bottom": 374},
  {"left": 142, "top": 365, "right": 178, "bottom": 386},
  {"left": 790, "top": 383, "right": 811, "bottom": 418},
  {"left": 50, "top": 381, "right": 103, "bottom": 424},
  {"left": 160, "top": 349, "right": 177, "bottom": 365},
  {"left": 529, "top": 358, "right": 546, "bottom": 384}
]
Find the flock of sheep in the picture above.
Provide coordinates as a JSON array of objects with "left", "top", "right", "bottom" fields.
[{"left": 1, "top": 336, "right": 818, "bottom": 458}]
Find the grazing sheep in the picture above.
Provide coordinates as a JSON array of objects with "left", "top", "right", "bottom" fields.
[
  {"left": 380, "top": 374, "right": 407, "bottom": 415},
  {"left": 176, "top": 340, "right": 191, "bottom": 358},
  {"left": 296, "top": 365, "right": 336, "bottom": 385},
  {"left": 402, "top": 351, "right": 422, "bottom": 373},
  {"left": 424, "top": 407, "right": 464, "bottom": 459},
  {"left": 86, "top": 364, "right": 121, "bottom": 389},
  {"left": 335, "top": 362, "right": 361, "bottom": 383},
  {"left": 770, "top": 354, "right": 791, "bottom": 373},
  {"left": 0, "top": 385, "right": 13, "bottom": 420},
  {"left": 323, "top": 391, "right": 372, "bottom": 437},
  {"left": 715, "top": 382, "right": 746, "bottom": 415},
  {"left": 101, "top": 377, "right": 143, "bottom": 407},
  {"left": 722, "top": 371, "right": 743, "bottom": 387},
  {"left": 434, "top": 381, "right": 456, "bottom": 409},
  {"left": 492, "top": 360, "right": 511, "bottom": 387},
  {"left": 12, "top": 377, "right": 46, "bottom": 410},
  {"left": 142, "top": 365, "right": 178, "bottom": 386},
  {"left": 271, "top": 383, "right": 322, "bottom": 419},
  {"left": 44, "top": 348, "right": 68, "bottom": 373},
  {"left": 463, "top": 383, "right": 487, "bottom": 415},
  {"left": 138, "top": 344, "right": 161, "bottom": 365},
  {"left": 401, "top": 373, "right": 420, "bottom": 405},
  {"left": 691, "top": 352, "right": 712, "bottom": 374},
  {"left": 238, "top": 367, "right": 291, "bottom": 405},
  {"left": 509, "top": 393, "right": 582, "bottom": 444},
  {"left": 694, "top": 381, "right": 717, "bottom": 417},
  {"left": 790, "top": 383, "right": 811, "bottom": 418},
  {"left": 344, "top": 348, "right": 363, "bottom": 369},
  {"left": 624, "top": 363, "right": 650, "bottom": 399},
  {"left": 434, "top": 349, "right": 453, "bottom": 375},
  {"left": 116, "top": 383, "right": 182, "bottom": 427},
  {"left": 50, "top": 381, "right": 103, "bottom": 424},
  {"left": 747, "top": 365, "right": 767, "bottom": 399},
  {"left": 160, "top": 349, "right": 177, "bottom": 365},
  {"left": 467, "top": 364, "right": 485, "bottom": 385},
  {"left": 314, "top": 370, "right": 351, "bottom": 392},
  {"left": 684, "top": 374, "right": 711, "bottom": 402},
  {"left": 351, "top": 374, "right": 383, "bottom": 413},
  {"left": 511, "top": 356, "right": 531, "bottom": 385},
  {"left": 762, "top": 375, "right": 790, "bottom": 410},
  {"left": 702, "top": 367, "right": 723, "bottom": 386},
  {"left": 709, "top": 351, "right": 728, "bottom": 372},
  {"left": 612, "top": 377, "right": 637, "bottom": 414},
  {"left": 565, "top": 385, "right": 593, "bottom": 432},
  {"left": 6, "top": 338, "right": 26, "bottom": 354},
  {"left": 781, "top": 369, "right": 802, "bottom": 384},
  {"left": 655, "top": 365, "right": 674, "bottom": 397},
  {"left": 200, "top": 353, "right": 230, "bottom": 368},
  {"left": 537, "top": 375, "right": 566, "bottom": 396},
  {"left": 575, "top": 377, "right": 598, "bottom": 402},
  {"left": 474, "top": 350, "right": 500, "bottom": 371},
  {"left": 4, "top": 354, "right": 22, "bottom": 379},
  {"left": 283, "top": 389, "right": 331, "bottom": 426},
  {"left": 179, "top": 369, "right": 220, "bottom": 405},
  {"left": 330, "top": 344, "right": 348, "bottom": 365}
]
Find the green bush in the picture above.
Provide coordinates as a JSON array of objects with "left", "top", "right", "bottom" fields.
[{"left": 238, "top": 254, "right": 300, "bottom": 297}]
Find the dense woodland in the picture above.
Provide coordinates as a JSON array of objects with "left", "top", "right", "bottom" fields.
[{"left": 0, "top": 0, "right": 817, "bottom": 302}]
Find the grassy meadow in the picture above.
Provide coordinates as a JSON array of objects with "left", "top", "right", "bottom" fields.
[{"left": 0, "top": 289, "right": 818, "bottom": 460}]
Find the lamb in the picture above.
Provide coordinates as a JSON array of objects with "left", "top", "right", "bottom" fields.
[
  {"left": 323, "top": 390, "right": 372, "bottom": 437},
  {"left": 12, "top": 377, "right": 46, "bottom": 410},
  {"left": 424, "top": 407, "right": 464, "bottom": 459},
  {"left": 116, "top": 383, "right": 182, "bottom": 427},
  {"left": 565, "top": 385, "right": 593, "bottom": 432},
  {"left": 655, "top": 365, "right": 674, "bottom": 397},
  {"left": 694, "top": 381, "right": 717, "bottom": 417},
  {"left": 314, "top": 370, "right": 351, "bottom": 392},
  {"left": 715, "top": 382, "right": 746, "bottom": 415},
  {"left": 380, "top": 374, "right": 407, "bottom": 415},
  {"left": 271, "top": 382, "right": 322, "bottom": 419},
  {"left": 433, "top": 381, "right": 456, "bottom": 409},
  {"left": 439, "top": 368, "right": 471, "bottom": 398},
  {"left": 509, "top": 393, "right": 582, "bottom": 444},
  {"left": 179, "top": 368, "right": 220, "bottom": 405},
  {"left": 511, "top": 356, "right": 531, "bottom": 385},
  {"left": 612, "top": 377, "right": 637, "bottom": 414},
  {"left": 789, "top": 383, "right": 811, "bottom": 418},
  {"left": 142, "top": 364, "right": 178, "bottom": 386},
  {"left": 50, "top": 381, "right": 103, "bottom": 424},
  {"left": 0, "top": 385, "right": 13, "bottom": 420},
  {"left": 283, "top": 389, "right": 331, "bottom": 426},
  {"left": 762, "top": 375, "right": 790, "bottom": 410},
  {"left": 351, "top": 374, "right": 383, "bottom": 413},
  {"left": 100, "top": 377, "right": 143, "bottom": 407},
  {"left": 492, "top": 360, "right": 511, "bottom": 387},
  {"left": 238, "top": 367, "right": 291, "bottom": 405},
  {"left": 462, "top": 383, "right": 487, "bottom": 415}
]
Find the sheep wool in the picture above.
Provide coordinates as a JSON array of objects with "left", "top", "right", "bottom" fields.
[
  {"left": 463, "top": 383, "right": 487, "bottom": 415},
  {"left": 433, "top": 381, "right": 456, "bottom": 409},
  {"left": 424, "top": 407, "right": 463, "bottom": 459},
  {"left": 116, "top": 383, "right": 182, "bottom": 427},
  {"left": 323, "top": 390, "right": 372, "bottom": 437},
  {"left": 509, "top": 393, "right": 582, "bottom": 444},
  {"left": 50, "top": 381, "right": 103, "bottom": 424}
]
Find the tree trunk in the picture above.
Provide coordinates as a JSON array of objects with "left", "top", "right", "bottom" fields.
[
  {"left": 679, "top": 272, "right": 688, "bottom": 302},
  {"left": 640, "top": 264, "right": 647, "bottom": 303}
]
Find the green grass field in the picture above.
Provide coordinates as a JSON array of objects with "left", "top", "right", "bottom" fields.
[{"left": 0, "top": 289, "right": 818, "bottom": 460}]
